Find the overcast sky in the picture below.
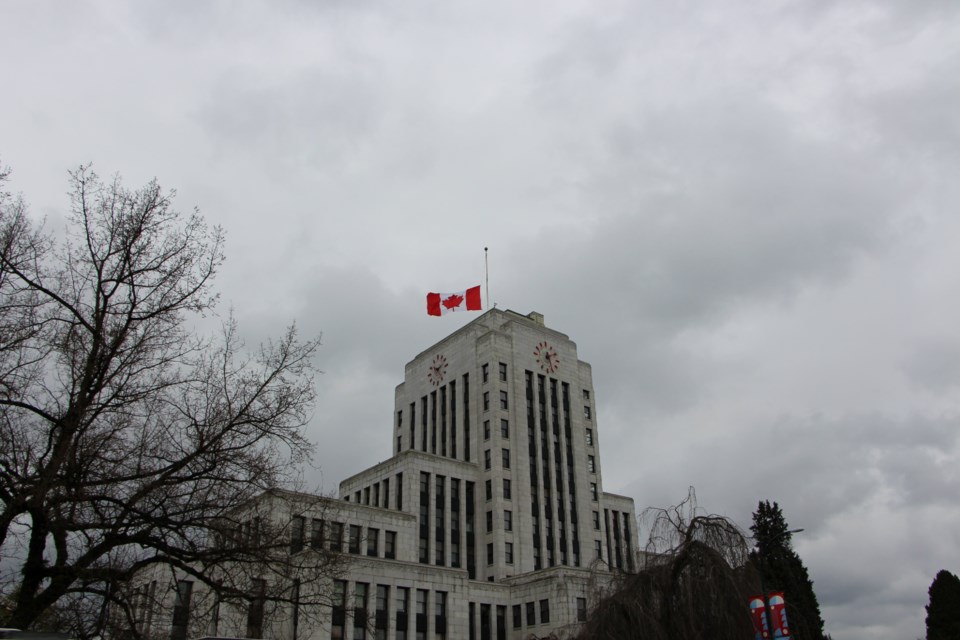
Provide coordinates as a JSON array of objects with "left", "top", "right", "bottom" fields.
[{"left": 3, "top": 1, "right": 959, "bottom": 638}]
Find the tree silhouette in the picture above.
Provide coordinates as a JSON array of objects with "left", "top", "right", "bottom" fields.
[
  {"left": 925, "top": 569, "right": 960, "bottom": 640},
  {"left": 750, "top": 501, "right": 826, "bottom": 640},
  {"left": 576, "top": 488, "right": 758, "bottom": 640},
  {"left": 0, "top": 164, "right": 338, "bottom": 636}
]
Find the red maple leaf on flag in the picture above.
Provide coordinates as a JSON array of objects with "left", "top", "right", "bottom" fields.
[{"left": 442, "top": 294, "right": 464, "bottom": 310}]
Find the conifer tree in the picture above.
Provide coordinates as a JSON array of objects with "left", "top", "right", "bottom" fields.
[
  {"left": 750, "top": 500, "right": 827, "bottom": 640},
  {"left": 925, "top": 569, "right": 960, "bottom": 640}
]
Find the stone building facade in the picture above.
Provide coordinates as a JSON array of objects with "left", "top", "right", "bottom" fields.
[{"left": 134, "top": 309, "right": 637, "bottom": 640}]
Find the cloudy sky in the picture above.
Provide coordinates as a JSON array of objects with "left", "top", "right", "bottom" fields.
[{"left": 3, "top": 1, "right": 959, "bottom": 637}]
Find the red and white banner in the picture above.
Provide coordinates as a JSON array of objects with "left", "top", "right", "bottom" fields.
[{"left": 427, "top": 286, "right": 482, "bottom": 316}]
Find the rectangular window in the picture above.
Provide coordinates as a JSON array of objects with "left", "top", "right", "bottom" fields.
[
  {"left": 502, "top": 478, "right": 511, "bottom": 500},
  {"left": 505, "top": 542, "right": 514, "bottom": 564},
  {"left": 365, "top": 487, "right": 371, "bottom": 504},
  {"left": 526, "top": 602, "right": 535, "bottom": 627},
  {"left": 170, "top": 580, "right": 193, "bottom": 640},
  {"left": 331, "top": 580, "right": 347, "bottom": 640},
  {"left": 383, "top": 478, "right": 390, "bottom": 508},
  {"left": 486, "top": 542, "right": 494, "bottom": 565},
  {"left": 504, "top": 510, "right": 512, "bottom": 531},
  {"left": 484, "top": 449, "right": 491, "bottom": 470},
  {"left": 500, "top": 418, "right": 509, "bottom": 438},
  {"left": 311, "top": 518, "right": 325, "bottom": 549},
  {"left": 483, "top": 391, "right": 490, "bottom": 411},
  {"left": 349, "top": 525, "right": 362, "bottom": 554},
  {"left": 435, "top": 592, "right": 448, "bottom": 640},
  {"left": 595, "top": 540, "right": 602, "bottom": 559},
  {"left": 290, "top": 515, "right": 305, "bottom": 554},
  {"left": 385, "top": 530, "right": 397, "bottom": 559},
  {"left": 375, "top": 585, "right": 389, "bottom": 640},
  {"left": 577, "top": 597, "right": 587, "bottom": 622},
  {"left": 584, "top": 405, "right": 592, "bottom": 420},
  {"left": 499, "top": 390, "right": 508, "bottom": 410},
  {"left": 484, "top": 420, "right": 491, "bottom": 440},
  {"left": 247, "top": 579, "right": 266, "bottom": 639},
  {"left": 497, "top": 605, "right": 506, "bottom": 640},
  {"left": 329, "top": 522, "right": 343, "bottom": 552},
  {"left": 355, "top": 583, "right": 369, "bottom": 640},
  {"left": 367, "top": 528, "right": 379, "bottom": 557},
  {"left": 416, "top": 590, "right": 428, "bottom": 639},
  {"left": 396, "top": 472, "right": 404, "bottom": 511},
  {"left": 485, "top": 479, "right": 492, "bottom": 501},
  {"left": 482, "top": 363, "right": 489, "bottom": 383},
  {"left": 585, "top": 428, "right": 593, "bottom": 446},
  {"left": 395, "top": 587, "right": 409, "bottom": 640},
  {"left": 512, "top": 604, "right": 522, "bottom": 629},
  {"left": 540, "top": 600, "right": 550, "bottom": 624},
  {"left": 587, "top": 455, "right": 596, "bottom": 473},
  {"left": 590, "top": 482, "right": 598, "bottom": 501},
  {"left": 486, "top": 510, "right": 493, "bottom": 532},
  {"left": 501, "top": 448, "right": 510, "bottom": 469},
  {"left": 583, "top": 389, "right": 590, "bottom": 400},
  {"left": 499, "top": 362, "right": 507, "bottom": 382},
  {"left": 593, "top": 511, "right": 601, "bottom": 530}
]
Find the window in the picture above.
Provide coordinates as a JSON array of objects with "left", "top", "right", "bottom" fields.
[
  {"left": 483, "top": 420, "right": 491, "bottom": 440},
  {"left": 349, "top": 525, "right": 362, "bottom": 554},
  {"left": 502, "top": 478, "right": 511, "bottom": 500},
  {"left": 170, "top": 580, "right": 193, "bottom": 640},
  {"left": 376, "top": 585, "right": 389, "bottom": 640},
  {"left": 311, "top": 518, "right": 324, "bottom": 549},
  {"left": 435, "top": 591, "right": 448, "bottom": 640},
  {"left": 504, "top": 510, "right": 512, "bottom": 531},
  {"left": 395, "top": 587, "right": 409, "bottom": 640},
  {"left": 587, "top": 455, "right": 596, "bottom": 473},
  {"left": 583, "top": 389, "right": 590, "bottom": 400},
  {"left": 539, "top": 600, "right": 550, "bottom": 624},
  {"left": 416, "top": 590, "right": 428, "bottom": 639},
  {"left": 482, "top": 363, "right": 489, "bottom": 383},
  {"left": 593, "top": 511, "right": 601, "bottom": 530},
  {"left": 526, "top": 602, "right": 535, "bottom": 627},
  {"left": 499, "top": 390, "right": 508, "bottom": 410},
  {"left": 385, "top": 530, "right": 397, "bottom": 559},
  {"left": 595, "top": 540, "right": 602, "bottom": 559},
  {"left": 353, "top": 583, "right": 369, "bottom": 639},
  {"left": 486, "top": 543, "right": 494, "bottom": 565},
  {"left": 331, "top": 580, "right": 347, "bottom": 640},
  {"left": 485, "top": 479, "right": 492, "bottom": 501},
  {"left": 290, "top": 515, "right": 305, "bottom": 554},
  {"left": 484, "top": 449, "right": 491, "bottom": 470},
  {"left": 247, "top": 579, "right": 266, "bottom": 639},
  {"left": 505, "top": 542, "right": 514, "bottom": 564},
  {"left": 367, "top": 528, "right": 379, "bottom": 557},
  {"left": 501, "top": 448, "right": 510, "bottom": 469},
  {"left": 483, "top": 392, "right": 490, "bottom": 411},
  {"left": 329, "top": 522, "right": 343, "bottom": 552},
  {"left": 577, "top": 598, "right": 587, "bottom": 622},
  {"left": 486, "top": 511, "right": 493, "bottom": 533},
  {"left": 498, "top": 362, "right": 507, "bottom": 381},
  {"left": 585, "top": 428, "right": 593, "bottom": 446},
  {"left": 513, "top": 604, "right": 522, "bottom": 629},
  {"left": 584, "top": 405, "right": 592, "bottom": 420},
  {"left": 500, "top": 419, "right": 509, "bottom": 438},
  {"left": 590, "top": 482, "right": 598, "bottom": 501}
]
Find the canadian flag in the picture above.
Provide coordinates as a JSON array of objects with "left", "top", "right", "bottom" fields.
[{"left": 427, "top": 286, "right": 483, "bottom": 316}]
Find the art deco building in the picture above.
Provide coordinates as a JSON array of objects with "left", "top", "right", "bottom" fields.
[{"left": 134, "top": 308, "right": 638, "bottom": 640}]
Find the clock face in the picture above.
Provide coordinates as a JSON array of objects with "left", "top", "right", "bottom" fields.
[
  {"left": 428, "top": 354, "right": 448, "bottom": 386},
  {"left": 533, "top": 341, "right": 559, "bottom": 374}
]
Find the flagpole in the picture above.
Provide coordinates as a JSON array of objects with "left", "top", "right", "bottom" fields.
[{"left": 484, "top": 247, "right": 489, "bottom": 309}]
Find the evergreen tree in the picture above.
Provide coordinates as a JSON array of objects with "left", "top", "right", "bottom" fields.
[
  {"left": 750, "top": 501, "right": 827, "bottom": 640},
  {"left": 926, "top": 569, "right": 960, "bottom": 640}
]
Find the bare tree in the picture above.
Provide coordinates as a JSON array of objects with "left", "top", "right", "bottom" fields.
[
  {"left": 577, "top": 488, "right": 758, "bottom": 640},
  {"left": 0, "top": 164, "right": 336, "bottom": 636}
]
